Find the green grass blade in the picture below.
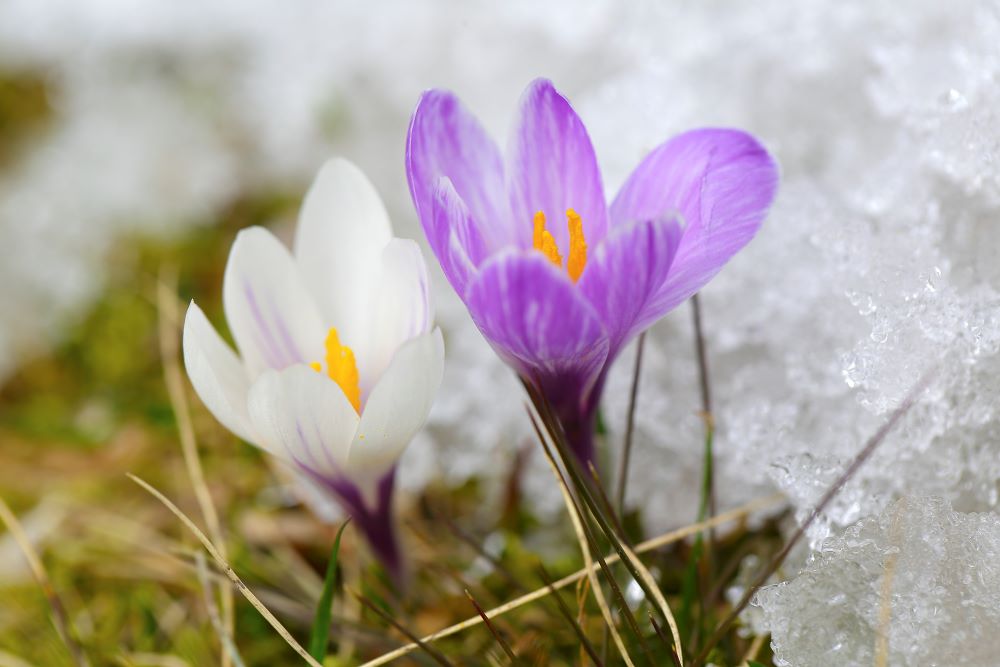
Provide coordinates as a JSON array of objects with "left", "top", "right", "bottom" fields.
[{"left": 308, "top": 519, "right": 351, "bottom": 661}]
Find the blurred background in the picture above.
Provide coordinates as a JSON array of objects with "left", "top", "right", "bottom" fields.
[{"left": 2, "top": 1, "right": 1000, "bottom": 665}]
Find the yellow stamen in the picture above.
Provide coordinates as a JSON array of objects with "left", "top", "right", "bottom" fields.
[
  {"left": 530, "top": 209, "right": 588, "bottom": 282},
  {"left": 566, "top": 208, "right": 587, "bottom": 282},
  {"left": 532, "top": 210, "right": 563, "bottom": 267},
  {"left": 310, "top": 327, "right": 361, "bottom": 414}
]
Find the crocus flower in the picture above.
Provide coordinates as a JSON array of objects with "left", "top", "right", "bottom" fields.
[
  {"left": 183, "top": 158, "right": 443, "bottom": 577},
  {"left": 406, "top": 78, "right": 777, "bottom": 467}
]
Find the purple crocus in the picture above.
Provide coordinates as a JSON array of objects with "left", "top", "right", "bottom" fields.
[{"left": 406, "top": 78, "right": 777, "bottom": 466}]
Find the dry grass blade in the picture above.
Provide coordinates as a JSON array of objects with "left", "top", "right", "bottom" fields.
[
  {"left": 355, "top": 494, "right": 784, "bottom": 667},
  {"left": 740, "top": 633, "right": 767, "bottom": 665},
  {"left": 354, "top": 593, "right": 455, "bottom": 667},
  {"left": 156, "top": 273, "right": 235, "bottom": 666},
  {"left": 194, "top": 552, "right": 247, "bottom": 667},
  {"left": 616, "top": 331, "right": 646, "bottom": 515},
  {"left": 532, "top": 412, "right": 638, "bottom": 667},
  {"left": 526, "top": 380, "right": 681, "bottom": 662},
  {"left": 618, "top": 537, "right": 683, "bottom": 664},
  {"left": 0, "top": 496, "right": 90, "bottom": 667},
  {"left": 0, "top": 651, "right": 36, "bottom": 667},
  {"left": 648, "top": 613, "right": 682, "bottom": 667},
  {"left": 127, "top": 474, "right": 323, "bottom": 667},
  {"left": 537, "top": 564, "right": 604, "bottom": 667},
  {"left": 692, "top": 368, "right": 937, "bottom": 667},
  {"left": 874, "top": 498, "right": 907, "bottom": 667},
  {"left": 524, "top": 382, "right": 670, "bottom": 637},
  {"left": 465, "top": 589, "right": 518, "bottom": 663}
]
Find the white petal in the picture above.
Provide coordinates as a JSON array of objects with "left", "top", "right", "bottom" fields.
[
  {"left": 182, "top": 301, "right": 256, "bottom": 444},
  {"left": 348, "top": 328, "right": 444, "bottom": 476},
  {"left": 359, "top": 238, "right": 432, "bottom": 396},
  {"left": 247, "top": 365, "right": 361, "bottom": 477},
  {"left": 293, "top": 158, "right": 393, "bottom": 348},
  {"left": 223, "top": 227, "right": 325, "bottom": 377}
]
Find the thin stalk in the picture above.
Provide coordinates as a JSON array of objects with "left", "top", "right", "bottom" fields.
[
  {"left": 525, "top": 382, "right": 674, "bottom": 641},
  {"left": 616, "top": 333, "right": 646, "bottom": 516},
  {"left": 156, "top": 275, "right": 235, "bottom": 665},
  {"left": 355, "top": 594, "right": 455, "bottom": 667},
  {"left": 465, "top": 589, "right": 518, "bottom": 663},
  {"left": 530, "top": 411, "right": 653, "bottom": 665},
  {"left": 680, "top": 294, "right": 716, "bottom": 647},
  {"left": 537, "top": 564, "right": 605, "bottom": 667}
]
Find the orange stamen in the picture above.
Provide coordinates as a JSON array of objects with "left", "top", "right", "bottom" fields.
[
  {"left": 309, "top": 327, "right": 361, "bottom": 413},
  {"left": 566, "top": 208, "right": 587, "bottom": 282},
  {"left": 530, "top": 209, "right": 588, "bottom": 282},
  {"left": 532, "top": 210, "right": 563, "bottom": 267}
]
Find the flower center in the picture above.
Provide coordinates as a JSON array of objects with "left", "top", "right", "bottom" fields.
[
  {"left": 310, "top": 327, "right": 361, "bottom": 414},
  {"left": 532, "top": 208, "right": 587, "bottom": 282}
]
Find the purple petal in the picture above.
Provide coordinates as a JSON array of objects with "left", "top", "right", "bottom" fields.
[
  {"left": 579, "top": 217, "right": 683, "bottom": 354},
  {"left": 304, "top": 466, "right": 404, "bottom": 582},
  {"left": 406, "top": 90, "right": 510, "bottom": 250},
  {"left": 610, "top": 128, "right": 778, "bottom": 314},
  {"left": 507, "top": 78, "right": 609, "bottom": 252},
  {"left": 465, "top": 250, "right": 609, "bottom": 388},
  {"left": 426, "top": 177, "right": 490, "bottom": 296}
]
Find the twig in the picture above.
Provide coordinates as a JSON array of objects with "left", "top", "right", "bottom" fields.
[
  {"left": 357, "top": 493, "right": 784, "bottom": 666},
  {"left": 156, "top": 273, "right": 235, "bottom": 665},
  {"left": 354, "top": 594, "right": 455, "bottom": 667},
  {"left": 465, "top": 589, "right": 518, "bottom": 662},
  {"left": 0, "top": 496, "right": 90, "bottom": 667},
  {"left": 616, "top": 333, "right": 646, "bottom": 516},
  {"left": 691, "top": 369, "right": 936, "bottom": 666},
  {"left": 127, "top": 474, "right": 322, "bottom": 667}
]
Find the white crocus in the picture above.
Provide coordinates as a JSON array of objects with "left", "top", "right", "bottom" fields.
[{"left": 183, "top": 158, "right": 443, "bottom": 575}]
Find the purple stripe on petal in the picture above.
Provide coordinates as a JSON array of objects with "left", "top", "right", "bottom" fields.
[
  {"left": 406, "top": 90, "right": 510, "bottom": 250},
  {"left": 243, "top": 282, "right": 289, "bottom": 369},
  {"left": 579, "top": 217, "right": 683, "bottom": 356},
  {"left": 466, "top": 250, "right": 609, "bottom": 385},
  {"left": 427, "top": 178, "right": 489, "bottom": 296},
  {"left": 507, "top": 79, "right": 609, "bottom": 252},
  {"left": 465, "top": 246, "right": 610, "bottom": 462},
  {"left": 270, "top": 293, "right": 304, "bottom": 365},
  {"left": 610, "top": 128, "right": 778, "bottom": 314}
]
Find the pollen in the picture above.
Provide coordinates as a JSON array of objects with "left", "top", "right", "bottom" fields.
[
  {"left": 531, "top": 209, "right": 588, "bottom": 282},
  {"left": 532, "top": 211, "right": 563, "bottom": 267},
  {"left": 309, "top": 327, "right": 361, "bottom": 413},
  {"left": 566, "top": 208, "right": 587, "bottom": 283}
]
